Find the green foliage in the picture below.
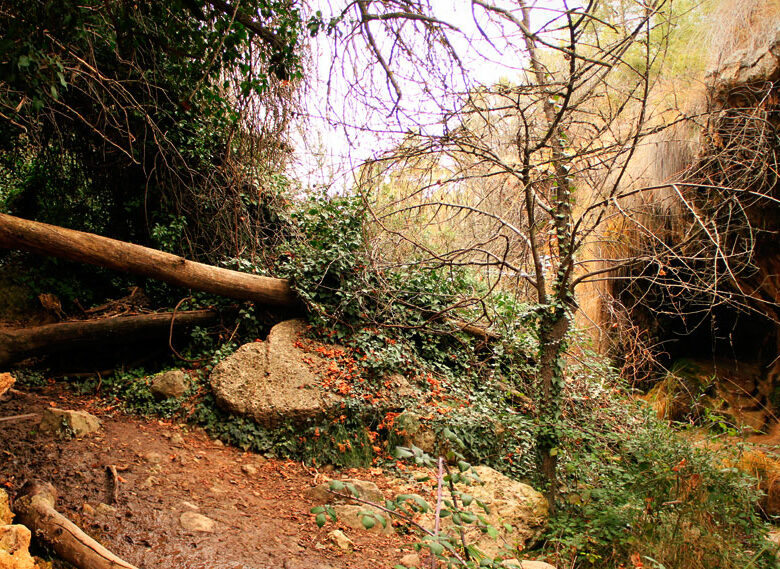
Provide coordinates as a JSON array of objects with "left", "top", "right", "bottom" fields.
[
  {"left": 190, "top": 391, "right": 377, "bottom": 467},
  {"left": 543, "top": 361, "right": 774, "bottom": 569},
  {"left": 70, "top": 368, "right": 185, "bottom": 418},
  {"left": 0, "top": 0, "right": 303, "bottom": 259}
]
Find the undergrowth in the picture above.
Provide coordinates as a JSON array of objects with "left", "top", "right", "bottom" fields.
[{"left": 10, "top": 191, "right": 777, "bottom": 569}]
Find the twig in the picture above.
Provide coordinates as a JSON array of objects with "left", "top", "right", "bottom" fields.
[
  {"left": 0, "top": 413, "right": 40, "bottom": 424},
  {"left": 442, "top": 462, "right": 471, "bottom": 560},
  {"left": 432, "top": 457, "right": 444, "bottom": 569},
  {"left": 105, "top": 465, "right": 119, "bottom": 505},
  {"left": 325, "top": 489, "right": 468, "bottom": 566},
  {"left": 168, "top": 297, "right": 208, "bottom": 363}
]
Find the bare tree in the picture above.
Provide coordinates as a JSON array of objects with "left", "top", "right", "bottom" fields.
[{"left": 313, "top": 0, "right": 780, "bottom": 509}]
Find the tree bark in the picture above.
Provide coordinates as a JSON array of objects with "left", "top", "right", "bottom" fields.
[
  {"left": 0, "top": 213, "right": 299, "bottom": 307},
  {"left": 536, "top": 312, "right": 570, "bottom": 514},
  {"left": 0, "top": 310, "right": 220, "bottom": 367},
  {"left": 14, "top": 480, "right": 139, "bottom": 569}
]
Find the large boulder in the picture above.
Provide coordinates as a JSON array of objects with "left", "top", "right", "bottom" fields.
[
  {"left": 39, "top": 408, "right": 101, "bottom": 438},
  {"left": 0, "top": 525, "right": 36, "bottom": 569},
  {"left": 422, "top": 466, "right": 548, "bottom": 559},
  {"left": 332, "top": 504, "right": 394, "bottom": 535},
  {"left": 209, "top": 320, "right": 342, "bottom": 426}
]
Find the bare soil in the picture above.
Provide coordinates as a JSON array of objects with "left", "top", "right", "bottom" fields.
[{"left": 0, "top": 384, "right": 420, "bottom": 569}]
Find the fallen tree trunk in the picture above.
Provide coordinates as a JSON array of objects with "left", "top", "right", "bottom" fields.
[
  {"left": 0, "top": 212, "right": 298, "bottom": 307},
  {"left": 0, "top": 213, "right": 497, "bottom": 341},
  {"left": 0, "top": 310, "right": 220, "bottom": 367},
  {"left": 14, "top": 480, "right": 139, "bottom": 569}
]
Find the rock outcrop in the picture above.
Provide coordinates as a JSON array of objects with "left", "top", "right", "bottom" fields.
[
  {"left": 209, "top": 320, "right": 342, "bottom": 426},
  {"left": 0, "top": 524, "right": 36, "bottom": 569},
  {"left": 423, "top": 466, "right": 548, "bottom": 558},
  {"left": 709, "top": 26, "right": 780, "bottom": 103}
]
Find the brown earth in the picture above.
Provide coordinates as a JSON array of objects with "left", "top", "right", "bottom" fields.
[{"left": 0, "top": 385, "right": 421, "bottom": 569}]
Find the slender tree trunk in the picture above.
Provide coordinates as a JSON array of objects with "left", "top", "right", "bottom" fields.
[
  {"left": 0, "top": 213, "right": 299, "bottom": 307},
  {"left": 536, "top": 311, "right": 570, "bottom": 513}
]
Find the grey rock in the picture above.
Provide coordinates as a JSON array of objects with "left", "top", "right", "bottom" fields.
[
  {"left": 209, "top": 320, "right": 342, "bottom": 427},
  {"left": 305, "top": 478, "right": 384, "bottom": 505},
  {"left": 150, "top": 370, "right": 190, "bottom": 399},
  {"left": 39, "top": 408, "right": 101, "bottom": 438},
  {"left": 179, "top": 511, "right": 216, "bottom": 532}
]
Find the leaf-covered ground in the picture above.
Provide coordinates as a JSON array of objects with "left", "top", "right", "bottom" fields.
[{"left": 0, "top": 384, "right": 423, "bottom": 569}]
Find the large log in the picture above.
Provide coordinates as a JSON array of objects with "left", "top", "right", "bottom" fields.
[
  {"left": 0, "top": 213, "right": 497, "bottom": 341},
  {"left": 0, "top": 310, "right": 220, "bottom": 367},
  {"left": 14, "top": 481, "right": 139, "bottom": 569},
  {"left": 0, "top": 213, "right": 298, "bottom": 307}
]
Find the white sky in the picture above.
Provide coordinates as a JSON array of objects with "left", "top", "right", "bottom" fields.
[{"left": 289, "top": 1, "right": 564, "bottom": 192}]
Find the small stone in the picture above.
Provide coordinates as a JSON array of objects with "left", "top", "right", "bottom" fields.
[
  {"left": 141, "top": 476, "right": 157, "bottom": 489},
  {"left": 181, "top": 501, "right": 200, "bottom": 511},
  {"left": 520, "top": 562, "right": 557, "bottom": 569},
  {"left": 143, "top": 451, "right": 164, "bottom": 464},
  {"left": 399, "top": 553, "right": 421, "bottom": 567},
  {"left": 241, "top": 464, "right": 258, "bottom": 476},
  {"left": 306, "top": 479, "right": 384, "bottom": 505},
  {"left": 327, "top": 529, "right": 353, "bottom": 551},
  {"left": 150, "top": 370, "right": 190, "bottom": 399},
  {"left": 81, "top": 503, "right": 95, "bottom": 517},
  {"left": 0, "top": 524, "right": 36, "bottom": 569},
  {"left": 0, "top": 490, "right": 13, "bottom": 525},
  {"left": 314, "top": 542, "right": 328, "bottom": 550},
  {"left": 213, "top": 439, "right": 224, "bottom": 447},
  {"left": 39, "top": 408, "right": 101, "bottom": 438},
  {"left": 179, "top": 511, "right": 216, "bottom": 533},
  {"left": 95, "top": 503, "right": 116, "bottom": 516},
  {"left": 332, "top": 504, "right": 394, "bottom": 535},
  {"left": 169, "top": 433, "right": 185, "bottom": 445}
]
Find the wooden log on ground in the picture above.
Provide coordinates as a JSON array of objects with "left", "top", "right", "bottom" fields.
[
  {"left": 0, "top": 212, "right": 298, "bottom": 307},
  {"left": 14, "top": 480, "right": 139, "bottom": 569},
  {"left": 0, "top": 310, "right": 220, "bottom": 368}
]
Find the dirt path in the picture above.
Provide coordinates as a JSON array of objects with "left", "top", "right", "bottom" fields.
[{"left": 0, "top": 386, "right": 420, "bottom": 569}]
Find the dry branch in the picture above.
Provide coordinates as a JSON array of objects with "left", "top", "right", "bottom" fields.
[
  {"left": 0, "top": 413, "right": 39, "bottom": 424},
  {"left": 14, "top": 480, "right": 138, "bottom": 569}
]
